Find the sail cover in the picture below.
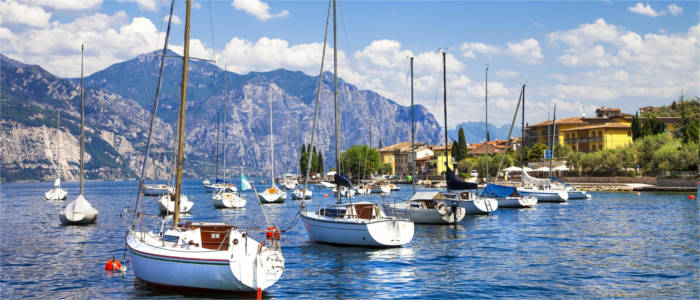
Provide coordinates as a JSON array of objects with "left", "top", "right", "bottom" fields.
[
  {"left": 522, "top": 169, "right": 551, "bottom": 186},
  {"left": 480, "top": 183, "right": 519, "bottom": 198},
  {"left": 334, "top": 173, "right": 352, "bottom": 187},
  {"left": 549, "top": 176, "right": 570, "bottom": 186},
  {"left": 446, "top": 167, "right": 477, "bottom": 190}
]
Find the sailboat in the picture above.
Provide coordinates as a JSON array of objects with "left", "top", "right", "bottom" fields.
[
  {"left": 484, "top": 84, "right": 537, "bottom": 208},
  {"left": 203, "top": 113, "right": 236, "bottom": 193},
  {"left": 126, "top": 1, "right": 284, "bottom": 292},
  {"left": 142, "top": 151, "right": 172, "bottom": 196},
  {"left": 435, "top": 53, "right": 497, "bottom": 215},
  {"left": 213, "top": 71, "right": 246, "bottom": 209},
  {"left": 300, "top": 0, "right": 414, "bottom": 246},
  {"left": 516, "top": 92, "right": 568, "bottom": 203},
  {"left": 258, "top": 88, "right": 285, "bottom": 203},
  {"left": 45, "top": 111, "right": 68, "bottom": 201},
  {"left": 383, "top": 57, "right": 465, "bottom": 224},
  {"left": 59, "top": 45, "right": 98, "bottom": 225}
]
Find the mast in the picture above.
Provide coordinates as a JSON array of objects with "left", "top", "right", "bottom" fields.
[
  {"left": 521, "top": 84, "right": 525, "bottom": 184},
  {"left": 485, "top": 66, "right": 488, "bottom": 182},
  {"left": 442, "top": 51, "right": 448, "bottom": 185},
  {"left": 57, "top": 111, "right": 61, "bottom": 181},
  {"left": 79, "top": 44, "right": 85, "bottom": 196},
  {"left": 410, "top": 57, "right": 416, "bottom": 195},
  {"left": 173, "top": 0, "right": 191, "bottom": 227},
  {"left": 549, "top": 104, "right": 557, "bottom": 178},
  {"left": 215, "top": 112, "right": 220, "bottom": 180},
  {"left": 269, "top": 88, "right": 275, "bottom": 186},
  {"left": 223, "top": 67, "right": 228, "bottom": 182},
  {"left": 333, "top": 0, "right": 340, "bottom": 204}
]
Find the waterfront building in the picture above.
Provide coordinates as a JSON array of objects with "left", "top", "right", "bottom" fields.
[
  {"left": 378, "top": 142, "right": 411, "bottom": 175},
  {"left": 427, "top": 144, "right": 454, "bottom": 176}
]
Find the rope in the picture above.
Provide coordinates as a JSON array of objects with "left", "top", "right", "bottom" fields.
[
  {"left": 241, "top": 158, "right": 271, "bottom": 228},
  {"left": 496, "top": 87, "right": 523, "bottom": 179}
]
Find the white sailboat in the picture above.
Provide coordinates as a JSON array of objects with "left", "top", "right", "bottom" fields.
[
  {"left": 383, "top": 57, "right": 465, "bottom": 224},
  {"left": 518, "top": 170, "right": 569, "bottom": 202},
  {"left": 332, "top": 186, "right": 356, "bottom": 197},
  {"left": 126, "top": 1, "right": 284, "bottom": 292},
  {"left": 291, "top": 187, "right": 312, "bottom": 200},
  {"left": 45, "top": 111, "right": 68, "bottom": 201},
  {"left": 258, "top": 88, "right": 285, "bottom": 203},
  {"left": 300, "top": 0, "right": 414, "bottom": 247},
  {"left": 281, "top": 174, "right": 298, "bottom": 190},
  {"left": 370, "top": 182, "right": 391, "bottom": 194},
  {"left": 59, "top": 45, "right": 98, "bottom": 225}
]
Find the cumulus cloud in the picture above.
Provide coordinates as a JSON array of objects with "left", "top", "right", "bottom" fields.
[
  {"left": 164, "top": 14, "right": 181, "bottom": 25},
  {"left": 119, "top": 0, "right": 158, "bottom": 12},
  {"left": 27, "top": 0, "right": 102, "bottom": 10},
  {"left": 0, "top": 1, "right": 51, "bottom": 28},
  {"left": 459, "top": 38, "right": 543, "bottom": 64},
  {"left": 628, "top": 3, "right": 662, "bottom": 17},
  {"left": 667, "top": 4, "right": 683, "bottom": 16},
  {"left": 232, "top": 0, "right": 289, "bottom": 21}
]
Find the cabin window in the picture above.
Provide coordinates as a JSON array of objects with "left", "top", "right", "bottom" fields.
[
  {"left": 211, "top": 233, "right": 220, "bottom": 239},
  {"left": 163, "top": 235, "right": 179, "bottom": 243}
]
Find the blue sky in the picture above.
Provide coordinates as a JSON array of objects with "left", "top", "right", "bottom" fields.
[{"left": 1, "top": 0, "right": 698, "bottom": 128}]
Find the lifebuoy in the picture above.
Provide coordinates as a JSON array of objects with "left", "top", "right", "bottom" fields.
[{"left": 436, "top": 203, "right": 448, "bottom": 215}]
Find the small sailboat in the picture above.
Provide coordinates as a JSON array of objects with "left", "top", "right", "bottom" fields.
[
  {"left": 480, "top": 183, "right": 537, "bottom": 208},
  {"left": 258, "top": 88, "right": 285, "bottom": 203},
  {"left": 319, "top": 181, "right": 336, "bottom": 189},
  {"left": 355, "top": 184, "right": 371, "bottom": 195},
  {"left": 332, "top": 186, "right": 356, "bottom": 197},
  {"left": 203, "top": 113, "right": 236, "bottom": 193},
  {"left": 291, "top": 187, "right": 312, "bottom": 200},
  {"left": 142, "top": 152, "right": 172, "bottom": 196},
  {"left": 388, "top": 183, "right": 400, "bottom": 191},
  {"left": 158, "top": 192, "right": 194, "bottom": 213},
  {"left": 383, "top": 57, "right": 465, "bottom": 224},
  {"left": 370, "top": 181, "right": 391, "bottom": 194},
  {"left": 517, "top": 170, "right": 569, "bottom": 202},
  {"left": 213, "top": 187, "right": 247, "bottom": 209},
  {"left": 300, "top": 0, "right": 413, "bottom": 247},
  {"left": 126, "top": 2, "right": 284, "bottom": 292},
  {"left": 59, "top": 45, "right": 98, "bottom": 225},
  {"left": 45, "top": 112, "right": 67, "bottom": 201},
  {"left": 281, "top": 174, "right": 298, "bottom": 190}
]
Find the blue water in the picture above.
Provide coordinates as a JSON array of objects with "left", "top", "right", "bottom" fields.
[{"left": 1, "top": 180, "right": 698, "bottom": 299}]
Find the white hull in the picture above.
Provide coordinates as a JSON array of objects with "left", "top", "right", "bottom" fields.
[
  {"left": 59, "top": 195, "right": 98, "bottom": 225},
  {"left": 212, "top": 192, "right": 246, "bottom": 208},
  {"left": 567, "top": 190, "right": 590, "bottom": 199},
  {"left": 355, "top": 187, "right": 371, "bottom": 195},
  {"left": 319, "top": 181, "right": 336, "bottom": 189},
  {"left": 158, "top": 194, "right": 194, "bottom": 213},
  {"left": 142, "top": 184, "right": 171, "bottom": 196},
  {"left": 461, "top": 198, "right": 499, "bottom": 215},
  {"left": 45, "top": 187, "right": 67, "bottom": 201},
  {"left": 291, "top": 189, "right": 312, "bottom": 200},
  {"left": 332, "top": 187, "right": 356, "bottom": 197},
  {"left": 126, "top": 228, "right": 283, "bottom": 292},
  {"left": 497, "top": 196, "right": 538, "bottom": 208},
  {"left": 388, "top": 184, "right": 400, "bottom": 191},
  {"left": 300, "top": 211, "right": 413, "bottom": 246},
  {"left": 518, "top": 188, "right": 568, "bottom": 202},
  {"left": 204, "top": 183, "right": 237, "bottom": 193},
  {"left": 258, "top": 188, "right": 284, "bottom": 203},
  {"left": 371, "top": 185, "right": 391, "bottom": 194},
  {"left": 383, "top": 202, "right": 465, "bottom": 224}
]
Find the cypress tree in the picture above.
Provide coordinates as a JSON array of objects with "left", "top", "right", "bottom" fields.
[
  {"left": 318, "top": 152, "right": 324, "bottom": 173},
  {"left": 457, "top": 127, "right": 468, "bottom": 160},
  {"left": 451, "top": 141, "right": 460, "bottom": 161},
  {"left": 631, "top": 112, "right": 643, "bottom": 140}
]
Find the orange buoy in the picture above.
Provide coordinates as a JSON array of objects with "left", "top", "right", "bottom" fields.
[
  {"left": 257, "top": 288, "right": 262, "bottom": 300},
  {"left": 323, "top": 194, "right": 328, "bottom": 197},
  {"left": 105, "top": 256, "right": 121, "bottom": 271},
  {"left": 689, "top": 195, "right": 696, "bottom": 199}
]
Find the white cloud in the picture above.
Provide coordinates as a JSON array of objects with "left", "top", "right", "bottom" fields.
[
  {"left": 119, "top": 0, "right": 158, "bottom": 12},
  {"left": 27, "top": 0, "right": 102, "bottom": 10},
  {"left": 0, "top": 0, "right": 51, "bottom": 28},
  {"left": 232, "top": 0, "right": 289, "bottom": 21},
  {"left": 667, "top": 4, "right": 683, "bottom": 16},
  {"left": 506, "top": 38, "right": 543, "bottom": 64},
  {"left": 628, "top": 3, "right": 663, "bottom": 17},
  {"left": 163, "top": 14, "right": 182, "bottom": 25},
  {"left": 460, "top": 39, "right": 543, "bottom": 64}
]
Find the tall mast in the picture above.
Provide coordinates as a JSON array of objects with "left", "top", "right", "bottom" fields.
[
  {"left": 269, "top": 88, "right": 274, "bottom": 185},
  {"left": 223, "top": 67, "right": 227, "bottom": 181},
  {"left": 485, "top": 66, "right": 489, "bottom": 182},
  {"left": 173, "top": 0, "right": 191, "bottom": 227},
  {"left": 442, "top": 51, "right": 448, "bottom": 184},
  {"left": 521, "top": 84, "right": 525, "bottom": 184},
  {"left": 79, "top": 44, "right": 85, "bottom": 196},
  {"left": 57, "top": 111, "right": 61, "bottom": 180},
  {"left": 410, "top": 57, "right": 416, "bottom": 195},
  {"left": 215, "top": 112, "right": 220, "bottom": 180},
  {"left": 333, "top": 0, "right": 340, "bottom": 204},
  {"left": 549, "top": 104, "right": 557, "bottom": 178}
]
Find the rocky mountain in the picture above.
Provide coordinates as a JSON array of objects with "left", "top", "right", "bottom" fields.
[
  {"left": 1, "top": 51, "right": 442, "bottom": 182},
  {"left": 448, "top": 122, "right": 521, "bottom": 145}
]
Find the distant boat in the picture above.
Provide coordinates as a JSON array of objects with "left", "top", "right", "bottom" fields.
[
  {"left": 281, "top": 173, "right": 298, "bottom": 190},
  {"left": 300, "top": 0, "right": 414, "bottom": 247},
  {"left": 332, "top": 186, "right": 356, "bottom": 197},
  {"left": 518, "top": 170, "right": 569, "bottom": 202},
  {"left": 142, "top": 183, "right": 170, "bottom": 196},
  {"left": 480, "top": 183, "right": 537, "bottom": 208},
  {"left": 370, "top": 182, "right": 391, "bottom": 194},
  {"left": 258, "top": 88, "right": 285, "bottom": 203},
  {"left": 549, "top": 176, "right": 591, "bottom": 199},
  {"left": 45, "top": 111, "right": 67, "bottom": 201},
  {"left": 59, "top": 45, "right": 98, "bottom": 225},
  {"left": 291, "top": 187, "right": 312, "bottom": 200},
  {"left": 126, "top": 2, "right": 284, "bottom": 292},
  {"left": 319, "top": 181, "right": 336, "bottom": 189}
]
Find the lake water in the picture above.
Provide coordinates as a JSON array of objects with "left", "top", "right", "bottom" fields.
[{"left": 1, "top": 180, "right": 698, "bottom": 299}]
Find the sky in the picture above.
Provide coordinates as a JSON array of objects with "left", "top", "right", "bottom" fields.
[{"left": 1, "top": 0, "right": 698, "bottom": 128}]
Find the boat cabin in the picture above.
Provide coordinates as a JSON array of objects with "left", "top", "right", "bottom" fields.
[
  {"left": 167, "top": 222, "right": 237, "bottom": 250},
  {"left": 319, "top": 202, "right": 386, "bottom": 220}
]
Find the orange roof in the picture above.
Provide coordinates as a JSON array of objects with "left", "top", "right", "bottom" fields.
[
  {"left": 378, "top": 142, "right": 412, "bottom": 153},
  {"left": 527, "top": 116, "right": 587, "bottom": 128},
  {"left": 559, "top": 123, "right": 631, "bottom": 132},
  {"left": 596, "top": 107, "right": 621, "bottom": 112},
  {"left": 431, "top": 144, "right": 452, "bottom": 151},
  {"left": 468, "top": 143, "right": 506, "bottom": 155}
]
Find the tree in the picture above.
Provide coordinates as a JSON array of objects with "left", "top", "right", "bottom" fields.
[
  {"left": 451, "top": 141, "right": 460, "bottom": 161},
  {"left": 299, "top": 151, "right": 309, "bottom": 176},
  {"left": 529, "top": 143, "right": 548, "bottom": 162},
  {"left": 339, "top": 145, "right": 382, "bottom": 178},
  {"left": 457, "top": 158, "right": 476, "bottom": 177},
  {"left": 642, "top": 115, "right": 666, "bottom": 136},
  {"left": 457, "top": 127, "right": 468, "bottom": 160},
  {"left": 631, "top": 112, "right": 643, "bottom": 140},
  {"left": 378, "top": 139, "right": 383, "bottom": 149},
  {"left": 317, "top": 152, "right": 324, "bottom": 173},
  {"left": 311, "top": 145, "right": 319, "bottom": 174}
]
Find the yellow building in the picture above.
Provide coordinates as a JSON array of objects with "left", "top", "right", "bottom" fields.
[
  {"left": 560, "top": 123, "right": 633, "bottom": 152},
  {"left": 428, "top": 145, "right": 453, "bottom": 176},
  {"left": 378, "top": 142, "right": 411, "bottom": 175}
]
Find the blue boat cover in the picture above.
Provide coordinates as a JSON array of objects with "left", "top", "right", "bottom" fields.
[
  {"left": 446, "top": 167, "right": 478, "bottom": 190},
  {"left": 550, "top": 176, "right": 570, "bottom": 186},
  {"left": 334, "top": 173, "right": 352, "bottom": 187},
  {"left": 215, "top": 178, "right": 224, "bottom": 183},
  {"left": 480, "top": 183, "right": 519, "bottom": 198}
]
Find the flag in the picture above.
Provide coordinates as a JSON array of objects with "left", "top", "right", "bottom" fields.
[{"left": 241, "top": 173, "right": 252, "bottom": 191}]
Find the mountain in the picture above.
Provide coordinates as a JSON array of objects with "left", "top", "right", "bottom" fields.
[
  {"left": 1, "top": 51, "right": 442, "bottom": 181},
  {"left": 448, "top": 122, "right": 521, "bottom": 145}
]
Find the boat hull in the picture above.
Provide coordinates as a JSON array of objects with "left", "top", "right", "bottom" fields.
[
  {"left": 212, "top": 192, "right": 246, "bottom": 208},
  {"left": 300, "top": 212, "right": 413, "bottom": 247},
  {"left": 567, "top": 190, "right": 590, "bottom": 199},
  {"left": 497, "top": 196, "right": 537, "bottom": 208},
  {"left": 59, "top": 211, "right": 97, "bottom": 225},
  {"left": 383, "top": 204, "right": 465, "bottom": 224},
  {"left": 461, "top": 198, "right": 499, "bottom": 215},
  {"left": 291, "top": 190, "right": 312, "bottom": 200},
  {"left": 158, "top": 195, "right": 194, "bottom": 213},
  {"left": 142, "top": 184, "right": 171, "bottom": 196},
  {"left": 518, "top": 189, "right": 568, "bottom": 202},
  {"left": 45, "top": 188, "right": 67, "bottom": 201}
]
